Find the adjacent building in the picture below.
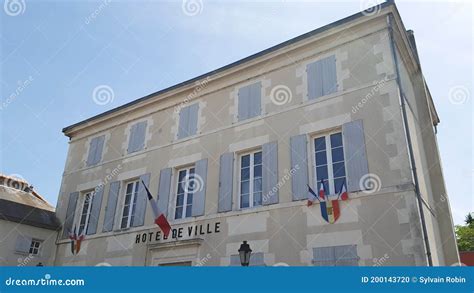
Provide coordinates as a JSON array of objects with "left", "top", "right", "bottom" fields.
[
  {"left": 0, "top": 174, "right": 60, "bottom": 266},
  {"left": 54, "top": 1, "right": 459, "bottom": 266}
]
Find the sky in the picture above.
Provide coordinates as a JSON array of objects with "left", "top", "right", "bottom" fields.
[{"left": 0, "top": 0, "right": 472, "bottom": 225}]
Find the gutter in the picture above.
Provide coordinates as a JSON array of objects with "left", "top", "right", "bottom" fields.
[{"left": 387, "top": 14, "right": 433, "bottom": 266}]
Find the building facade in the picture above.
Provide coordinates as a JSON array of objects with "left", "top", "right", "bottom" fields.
[
  {"left": 0, "top": 174, "right": 60, "bottom": 266},
  {"left": 54, "top": 2, "right": 459, "bottom": 266}
]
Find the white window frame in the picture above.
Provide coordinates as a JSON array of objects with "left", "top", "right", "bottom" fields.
[
  {"left": 311, "top": 130, "right": 346, "bottom": 195},
  {"left": 29, "top": 239, "right": 42, "bottom": 256},
  {"left": 238, "top": 149, "right": 263, "bottom": 209},
  {"left": 120, "top": 180, "right": 140, "bottom": 229},
  {"left": 76, "top": 191, "right": 94, "bottom": 235},
  {"left": 174, "top": 166, "right": 195, "bottom": 219}
]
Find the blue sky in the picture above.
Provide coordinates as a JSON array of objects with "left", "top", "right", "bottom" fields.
[{"left": 0, "top": 0, "right": 472, "bottom": 225}]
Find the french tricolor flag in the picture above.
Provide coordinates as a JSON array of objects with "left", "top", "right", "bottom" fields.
[
  {"left": 141, "top": 180, "right": 171, "bottom": 238},
  {"left": 318, "top": 180, "right": 325, "bottom": 200},
  {"left": 339, "top": 182, "right": 348, "bottom": 201},
  {"left": 307, "top": 185, "right": 318, "bottom": 206}
]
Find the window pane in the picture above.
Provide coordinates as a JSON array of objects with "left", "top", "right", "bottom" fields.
[
  {"left": 253, "top": 192, "right": 262, "bottom": 206},
  {"left": 316, "top": 166, "right": 328, "bottom": 180},
  {"left": 176, "top": 194, "right": 184, "bottom": 206},
  {"left": 178, "top": 170, "right": 187, "bottom": 182},
  {"left": 124, "top": 193, "right": 132, "bottom": 206},
  {"left": 314, "top": 137, "right": 326, "bottom": 151},
  {"left": 254, "top": 178, "right": 262, "bottom": 192},
  {"left": 315, "top": 151, "right": 327, "bottom": 165},
  {"left": 331, "top": 147, "right": 344, "bottom": 163},
  {"left": 241, "top": 155, "right": 250, "bottom": 167},
  {"left": 189, "top": 168, "right": 195, "bottom": 175},
  {"left": 254, "top": 165, "right": 262, "bottom": 178},
  {"left": 122, "top": 204, "right": 130, "bottom": 218},
  {"left": 241, "top": 168, "right": 250, "bottom": 180},
  {"left": 126, "top": 183, "right": 133, "bottom": 194},
  {"left": 334, "top": 178, "right": 346, "bottom": 194},
  {"left": 185, "top": 205, "right": 192, "bottom": 217},
  {"left": 134, "top": 182, "right": 140, "bottom": 193},
  {"left": 175, "top": 207, "right": 183, "bottom": 219},
  {"left": 121, "top": 217, "right": 128, "bottom": 228},
  {"left": 254, "top": 152, "right": 262, "bottom": 165},
  {"left": 330, "top": 133, "right": 342, "bottom": 147},
  {"left": 241, "top": 181, "right": 250, "bottom": 194},
  {"left": 240, "top": 194, "right": 249, "bottom": 208},
  {"left": 186, "top": 193, "right": 193, "bottom": 205},
  {"left": 333, "top": 162, "right": 346, "bottom": 178},
  {"left": 177, "top": 182, "right": 184, "bottom": 194}
]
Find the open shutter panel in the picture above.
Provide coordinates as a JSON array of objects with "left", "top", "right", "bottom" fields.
[
  {"left": 86, "top": 186, "right": 104, "bottom": 235},
  {"left": 132, "top": 173, "right": 150, "bottom": 227},
  {"left": 178, "top": 106, "right": 190, "bottom": 139},
  {"left": 62, "top": 192, "right": 79, "bottom": 238},
  {"left": 262, "top": 141, "right": 278, "bottom": 205},
  {"left": 102, "top": 181, "right": 120, "bottom": 232},
  {"left": 307, "top": 61, "right": 323, "bottom": 100},
  {"left": 15, "top": 235, "right": 32, "bottom": 254},
  {"left": 192, "top": 158, "right": 207, "bottom": 217},
  {"left": 86, "top": 138, "right": 98, "bottom": 166},
  {"left": 187, "top": 103, "right": 199, "bottom": 136},
  {"left": 290, "top": 134, "right": 309, "bottom": 201},
  {"left": 238, "top": 85, "right": 250, "bottom": 121},
  {"left": 342, "top": 120, "right": 369, "bottom": 192},
  {"left": 248, "top": 82, "right": 261, "bottom": 118},
  {"left": 322, "top": 55, "right": 337, "bottom": 95},
  {"left": 218, "top": 152, "right": 234, "bottom": 212},
  {"left": 157, "top": 168, "right": 172, "bottom": 218},
  {"left": 93, "top": 135, "right": 105, "bottom": 164}
]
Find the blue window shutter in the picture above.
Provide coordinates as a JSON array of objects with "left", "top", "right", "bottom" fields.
[
  {"left": 238, "top": 85, "right": 250, "bottom": 121},
  {"left": 15, "top": 235, "right": 32, "bottom": 253},
  {"left": 93, "top": 135, "right": 105, "bottom": 164},
  {"left": 187, "top": 103, "right": 199, "bottom": 136},
  {"left": 62, "top": 192, "right": 79, "bottom": 238},
  {"left": 248, "top": 82, "right": 261, "bottom": 118},
  {"left": 86, "top": 137, "right": 98, "bottom": 166},
  {"left": 157, "top": 168, "right": 172, "bottom": 218},
  {"left": 128, "top": 121, "right": 146, "bottom": 153},
  {"left": 290, "top": 134, "right": 308, "bottom": 201},
  {"left": 342, "top": 120, "right": 369, "bottom": 192},
  {"left": 192, "top": 159, "right": 207, "bottom": 217},
  {"left": 178, "top": 106, "right": 190, "bottom": 139},
  {"left": 132, "top": 173, "right": 150, "bottom": 227},
  {"left": 102, "top": 181, "right": 120, "bottom": 232},
  {"left": 313, "top": 246, "right": 335, "bottom": 266},
  {"left": 307, "top": 61, "right": 323, "bottom": 100},
  {"left": 127, "top": 123, "right": 138, "bottom": 153},
  {"left": 322, "top": 55, "right": 337, "bottom": 95},
  {"left": 86, "top": 186, "right": 104, "bottom": 235},
  {"left": 262, "top": 141, "right": 278, "bottom": 205},
  {"left": 218, "top": 152, "right": 234, "bottom": 212}
]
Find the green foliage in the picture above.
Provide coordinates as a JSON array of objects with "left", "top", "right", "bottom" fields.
[{"left": 456, "top": 213, "right": 474, "bottom": 252}]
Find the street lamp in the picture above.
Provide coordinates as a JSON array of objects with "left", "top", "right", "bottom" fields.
[{"left": 238, "top": 241, "right": 252, "bottom": 266}]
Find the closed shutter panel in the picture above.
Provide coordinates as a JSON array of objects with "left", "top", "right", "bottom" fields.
[
  {"left": 262, "top": 141, "right": 278, "bottom": 205},
  {"left": 187, "top": 103, "right": 199, "bottom": 136},
  {"left": 86, "top": 186, "right": 104, "bottom": 235},
  {"left": 313, "top": 247, "right": 335, "bottom": 266},
  {"left": 93, "top": 135, "right": 105, "bottom": 164},
  {"left": 157, "top": 168, "right": 172, "bottom": 218},
  {"left": 322, "top": 55, "right": 337, "bottom": 95},
  {"left": 178, "top": 106, "right": 190, "bottom": 139},
  {"left": 238, "top": 85, "right": 250, "bottom": 121},
  {"left": 128, "top": 121, "right": 147, "bottom": 153},
  {"left": 127, "top": 123, "right": 138, "bottom": 153},
  {"left": 290, "top": 134, "right": 309, "bottom": 200},
  {"left": 192, "top": 158, "right": 207, "bottom": 217},
  {"left": 132, "top": 173, "right": 150, "bottom": 227},
  {"left": 102, "top": 181, "right": 120, "bottom": 232},
  {"left": 307, "top": 61, "right": 322, "bottom": 100},
  {"left": 86, "top": 137, "right": 98, "bottom": 166},
  {"left": 62, "top": 192, "right": 79, "bottom": 238},
  {"left": 334, "top": 245, "right": 359, "bottom": 266},
  {"left": 248, "top": 82, "right": 261, "bottom": 118},
  {"left": 342, "top": 120, "right": 369, "bottom": 192},
  {"left": 218, "top": 153, "right": 234, "bottom": 212},
  {"left": 15, "top": 235, "right": 32, "bottom": 254}
]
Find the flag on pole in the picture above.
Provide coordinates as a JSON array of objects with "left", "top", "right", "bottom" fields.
[
  {"left": 75, "top": 231, "right": 85, "bottom": 254},
  {"left": 141, "top": 180, "right": 171, "bottom": 238},
  {"left": 68, "top": 227, "right": 76, "bottom": 255},
  {"left": 338, "top": 181, "right": 348, "bottom": 201},
  {"left": 307, "top": 184, "right": 319, "bottom": 206},
  {"left": 318, "top": 181, "right": 325, "bottom": 200}
]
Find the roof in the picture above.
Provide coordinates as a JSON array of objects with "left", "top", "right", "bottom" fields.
[{"left": 63, "top": 0, "right": 396, "bottom": 135}]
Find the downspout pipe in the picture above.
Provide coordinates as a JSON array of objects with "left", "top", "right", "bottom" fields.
[{"left": 387, "top": 14, "right": 433, "bottom": 266}]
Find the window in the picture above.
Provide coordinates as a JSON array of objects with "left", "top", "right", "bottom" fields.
[
  {"left": 238, "top": 82, "right": 261, "bottom": 121},
  {"left": 175, "top": 167, "right": 195, "bottom": 219},
  {"left": 313, "top": 132, "right": 346, "bottom": 195},
  {"left": 313, "top": 245, "right": 359, "bottom": 266},
  {"left": 128, "top": 121, "right": 147, "bottom": 154},
  {"left": 307, "top": 55, "right": 337, "bottom": 100},
  {"left": 239, "top": 151, "right": 262, "bottom": 209},
  {"left": 177, "top": 103, "right": 199, "bottom": 139},
  {"left": 29, "top": 239, "right": 42, "bottom": 255},
  {"left": 78, "top": 192, "right": 93, "bottom": 235},
  {"left": 121, "top": 181, "right": 140, "bottom": 228},
  {"left": 86, "top": 135, "right": 105, "bottom": 166}
]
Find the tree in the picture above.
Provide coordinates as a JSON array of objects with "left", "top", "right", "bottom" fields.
[{"left": 456, "top": 213, "right": 474, "bottom": 252}]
